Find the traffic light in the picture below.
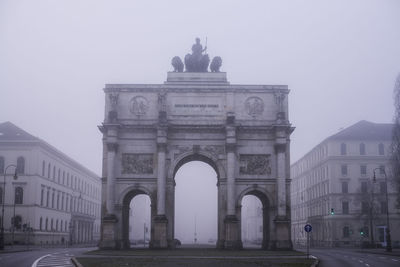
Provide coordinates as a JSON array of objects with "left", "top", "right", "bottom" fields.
[
  {"left": 360, "top": 230, "right": 364, "bottom": 236},
  {"left": 330, "top": 208, "right": 335, "bottom": 215}
]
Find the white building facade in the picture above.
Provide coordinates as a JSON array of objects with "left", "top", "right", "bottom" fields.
[
  {"left": 291, "top": 121, "right": 400, "bottom": 248},
  {"left": 0, "top": 122, "right": 101, "bottom": 246}
]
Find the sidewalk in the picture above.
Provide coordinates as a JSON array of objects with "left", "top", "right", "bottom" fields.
[
  {"left": 0, "top": 244, "right": 39, "bottom": 253},
  {"left": 356, "top": 248, "right": 400, "bottom": 257}
]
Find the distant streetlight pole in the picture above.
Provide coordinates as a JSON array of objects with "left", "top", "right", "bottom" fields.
[
  {"left": 373, "top": 167, "right": 392, "bottom": 252},
  {"left": 0, "top": 164, "right": 18, "bottom": 250}
]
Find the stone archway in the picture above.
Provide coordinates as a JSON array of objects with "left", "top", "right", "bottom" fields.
[
  {"left": 99, "top": 65, "right": 294, "bottom": 250},
  {"left": 120, "top": 188, "right": 155, "bottom": 249},
  {"left": 169, "top": 152, "right": 223, "bottom": 247},
  {"left": 238, "top": 188, "right": 272, "bottom": 249}
]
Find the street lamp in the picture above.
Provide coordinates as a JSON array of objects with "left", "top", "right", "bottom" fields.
[
  {"left": 373, "top": 167, "right": 392, "bottom": 252},
  {"left": 0, "top": 164, "right": 18, "bottom": 250}
]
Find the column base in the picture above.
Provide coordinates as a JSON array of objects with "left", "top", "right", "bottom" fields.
[
  {"left": 151, "top": 215, "right": 168, "bottom": 249},
  {"left": 271, "top": 216, "right": 293, "bottom": 250},
  {"left": 99, "top": 214, "right": 120, "bottom": 250},
  {"left": 224, "top": 215, "right": 242, "bottom": 249}
]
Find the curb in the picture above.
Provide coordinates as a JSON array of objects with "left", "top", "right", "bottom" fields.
[
  {"left": 71, "top": 257, "right": 84, "bottom": 267},
  {"left": 310, "top": 255, "right": 319, "bottom": 267}
]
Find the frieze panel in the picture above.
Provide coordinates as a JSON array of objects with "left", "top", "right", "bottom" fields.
[
  {"left": 122, "top": 153, "right": 154, "bottom": 174},
  {"left": 130, "top": 96, "right": 149, "bottom": 116},
  {"left": 245, "top": 97, "right": 264, "bottom": 117},
  {"left": 239, "top": 154, "right": 271, "bottom": 175}
]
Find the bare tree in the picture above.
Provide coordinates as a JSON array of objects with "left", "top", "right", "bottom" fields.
[{"left": 392, "top": 73, "right": 400, "bottom": 208}]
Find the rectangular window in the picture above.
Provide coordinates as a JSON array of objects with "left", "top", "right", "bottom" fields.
[
  {"left": 343, "top": 226, "right": 350, "bottom": 238},
  {"left": 360, "top": 165, "right": 367, "bottom": 176},
  {"left": 361, "top": 202, "right": 369, "bottom": 214},
  {"left": 380, "top": 182, "right": 387, "bottom": 194},
  {"left": 341, "top": 165, "right": 348, "bottom": 176},
  {"left": 342, "top": 201, "right": 349, "bottom": 214},
  {"left": 381, "top": 202, "right": 388, "bottom": 214},
  {"left": 341, "top": 143, "right": 347, "bottom": 155},
  {"left": 342, "top": 181, "right": 348, "bottom": 193},
  {"left": 361, "top": 181, "right": 368, "bottom": 193}
]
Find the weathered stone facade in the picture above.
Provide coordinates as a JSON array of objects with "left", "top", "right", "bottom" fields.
[{"left": 99, "top": 72, "right": 294, "bottom": 249}]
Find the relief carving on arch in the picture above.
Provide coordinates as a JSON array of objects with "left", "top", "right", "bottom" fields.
[
  {"left": 239, "top": 154, "right": 271, "bottom": 175},
  {"left": 122, "top": 153, "right": 154, "bottom": 174},
  {"left": 172, "top": 145, "right": 225, "bottom": 160}
]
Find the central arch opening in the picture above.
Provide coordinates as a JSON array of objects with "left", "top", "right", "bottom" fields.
[{"left": 174, "top": 161, "right": 218, "bottom": 246}]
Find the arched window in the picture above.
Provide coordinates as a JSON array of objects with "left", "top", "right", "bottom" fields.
[
  {"left": 15, "top": 187, "right": 23, "bottom": 204},
  {"left": 0, "top": 156, "right": 4, "bottom": 173},
  {"left": 17, "top": 156, "right": 25, "bottom": 174},
  {"left": 378, "top": 143, "right": 385, "bottom": 155},
  {"left": 340, "top": 143, "right": 347, "bottom": 155},
  {"left": 42, "top": 161, "right": 45, "bottom": 176},
  {"left": 360, "top": 143, "right": 366, "bottom": 155}
]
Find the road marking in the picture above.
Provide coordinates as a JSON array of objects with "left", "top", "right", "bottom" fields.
[
  {"left": 359, "top": 259, "right": 364, "bottom": 263},
  {"left": 365, "top": 264, "right": 369, "bottom": 267},
  {"left": 31, "top": 254, "right": 51, "bottom": 267},
  {"left": 392, "top": 259, "right": 399, "bottom": 262}
]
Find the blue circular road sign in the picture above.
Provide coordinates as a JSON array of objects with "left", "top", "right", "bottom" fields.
[{"left": 304, "top": 224, "right": 312, "bottom": 233}]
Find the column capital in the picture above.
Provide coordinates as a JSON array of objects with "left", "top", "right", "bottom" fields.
[
  {"left": 157, "top": 143, "right": 167, "bottom": 152},
  {"left": 274, "top": 143, "right": 286, "bottom": 153},
  {"left": 106, "top": 143, "right": 119, "bottom": 152}
]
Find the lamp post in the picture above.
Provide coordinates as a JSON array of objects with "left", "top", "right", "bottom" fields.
[
  {"left": 0, "top": 164, "right": 18, "bottom": 250},
  {"left": 373, "top": 167, "right": 392, "bottom": 252}
]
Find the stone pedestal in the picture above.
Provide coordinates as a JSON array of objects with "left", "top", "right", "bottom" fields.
[
  {"left": 151, "top": 215, "right": 168, "bottom": 248},
  {"left": 224, "top": 215, "right": 242, "bottom": 249},
  {"left": 271, "top": 216, "right": 292, "bottom": 250},
  {"left": 99, "top": 214, "right": 119, "bottom": 249}
]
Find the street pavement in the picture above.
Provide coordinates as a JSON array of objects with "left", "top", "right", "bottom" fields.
[
  {"left": 304, "top": 248, "right": 400, "bottom": 267},
  {"left": 0, "top": 246, "right": 94, "bottom": 267}
]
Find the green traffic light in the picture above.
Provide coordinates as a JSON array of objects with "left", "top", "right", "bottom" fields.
[{"left": 330, "top": 208, "right": 334, "bottom": 215}]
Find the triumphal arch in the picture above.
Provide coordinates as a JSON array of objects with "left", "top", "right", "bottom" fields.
[{"left": 99, "top": 39, "right": 294, "bottom": 250}]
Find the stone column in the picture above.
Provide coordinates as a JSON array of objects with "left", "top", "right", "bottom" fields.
[
  {"left": 106, "top": 143, "right": 118, "bottom": 215},
  {"left": 152, "top": 127, "right": 168, "bottom": 248},
  {"left": 224, "top": 122, "right": 241, "bottom": 249},
  {"left": 157, "top": 143, "right": 166, "bottom": 216},
  {"left": 272, "top": 141, "right": 292, "bottom": 250}
]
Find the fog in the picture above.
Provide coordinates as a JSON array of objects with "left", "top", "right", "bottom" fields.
[{"left": 1, "top": 0, "right": 400, "bottom": 243}]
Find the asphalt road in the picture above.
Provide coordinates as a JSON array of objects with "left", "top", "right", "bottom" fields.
[
  {"left": 0, "top": 247, "right": 94, "bottom": 267},
  {"left": 307, "top": 248, "right": 400, "bottom": 267}
]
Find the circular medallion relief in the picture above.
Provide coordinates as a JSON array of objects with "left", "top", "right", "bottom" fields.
[
  {"left": 130, "top": 96, "right": 149, "bottom": 115},
  {"left": 245, "top": 97, "right": 264, "bottom": 117}
]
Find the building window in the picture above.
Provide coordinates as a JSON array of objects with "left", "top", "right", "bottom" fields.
[
  {"left": 381, "top": 202, "right": 388, "bottom": 214},
  {"left": 361, "top": 181, "right": 368, "bottom": 193},
  {"left": 42, "top": 161, "right": 45, "bottom": 176},
  {"left": 378, "top": 143, "right": 385, "bottom": 155},
  {"left": 16, "top": 157, "right": 25, "bottom": 174},
  {"left": 341, "top": 181, "right": 348, "bottom": 193},
  {"left": 53, "top": 166, "right": 56, "bottom": 179},
  {"left": 46, "top": 190, "right": 50, "bottom": 207},
  {"left": 360, "top": 143, "right": 366, "bottom": 155},
  {"left": 340, "top": 143, "right": 347, "bottom": 155},
  {"left": 56, "top": 220, "right": 58, "bottom": 231},
  {"left": 47, "top": 163, "right": 50, "bottom": 178},
  {"left": 379, "top": 165, "right": 385, "bottom": 175},
  {"left": 361, "top": 202, "right": 369, "bottom": 214},
  {"left": 0, "top": 187, "right": 3, "bottom": 205},
  {"left": 57, "top": 193, "right": 60, "bottom": 210},
  {"left": 342, "top": 202, "right": 349, "bottom": 214},
  {"left": 341, "top": 165, "right": 348, "bottom": 176},
  {"left": 343, "top": 226, "right": 350, "bottom": 238},
  {"left": 40, "top": 217, "right": 42, "bottom": 231},
  {"left": 360, "top": 165, "right": 367, "bottom": 176},
  {"left": 45, "top": 218, "right": 48, "bottom": 231},
  {"left": 0, "top": 156, "right": 4, "bottom": 173},
  {"left": 15, "top": 187, "right": 23, "bottom": 204},
  {"left": 51, "top": 191, "right": 55, "bottom": 208},
  {"left": 380, "top": 182, "right": 387, "bottom": 194},
  {"left": 51, "top": 219, "right": 53, "bottom": 231},
  {"left": 12, "top": 215, "right": 22, "bottom": 230},
  {"left": 61, "top": 220, "right": 63, "bottom": 232},
  {"left": 41, "top": 188, "right": 44, "bottom": 206}
]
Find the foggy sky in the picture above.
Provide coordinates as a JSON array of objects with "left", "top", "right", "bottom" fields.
[{"left": 1, "top": 0, "right": 400, "bottom": 241}]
